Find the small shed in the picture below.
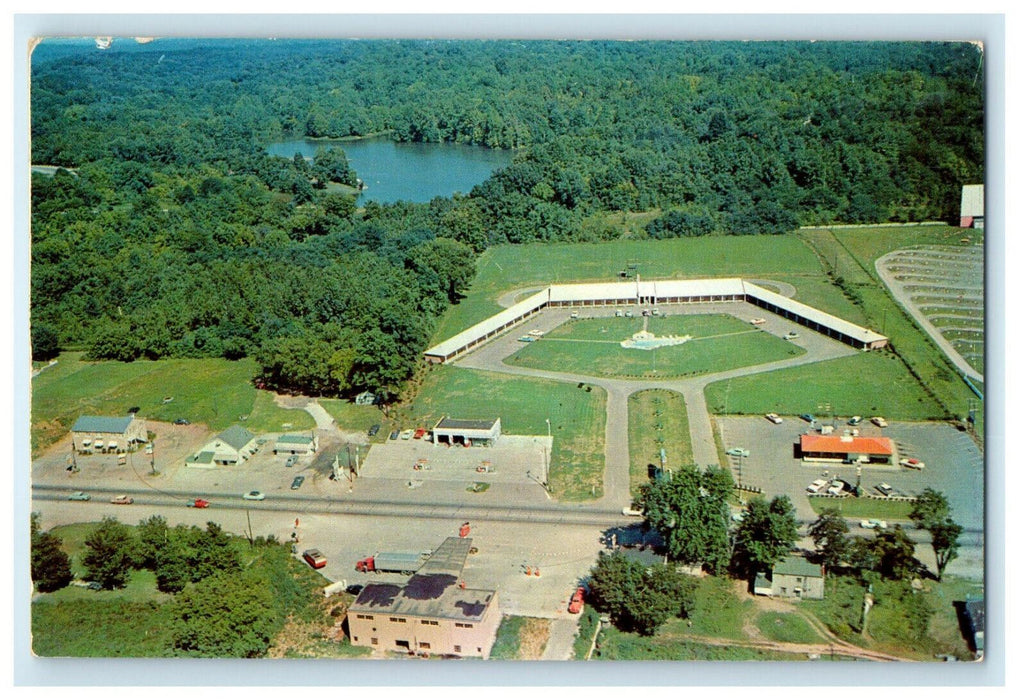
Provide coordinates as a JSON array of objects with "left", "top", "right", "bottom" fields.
[
  {"left": 275, "top": 433, "right": 319, "bottom": 455},
  {"left": 769, "top": 556, "right": 825, "bottom": 600},
  {"left": 355, "top": 391, "right": 377, "bottom": 406},
  {"left": 960, "top": 184, "right": 984, "bottom": 228},
  {"left": 431, "top": 417, "right": 501, "bottom": 447}
]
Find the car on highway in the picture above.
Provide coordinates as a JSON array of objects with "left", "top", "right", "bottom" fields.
[
  {"left": 285, "top": 455, "right": 298, "bottom": 468},
  {"left": 726, "top": 447, "right": 750, "bottom": 457},
  {"left": 568, "top": 586, "right": 586, "bottom": 614},
  {"left": 847, "top": 416, "right": 863, "bottom": 426},
  {"left": 870, "top": 416, "right": 889, "bottom": 427},
  {"left": 860, "top": 519, "right": 888, "bottom": 530},
  {"left": 192, "top": 498, "right": 210, "bottom": 508},
  {"left": 368, "top": 424, "right": 380, "bottom": 437},
  {"left": 800, "top": 413, "right": 816, "bottom": 423},
  {"left": 900, "top": 458, "right": 925, "bottom": 470},
  {"left": 875, "top": 483, "right": 895, "bottom": 497},
  {"left": 68, "top": 491, "right": 91, "bottom": 501},
  {"left": 765, "top": 413, "right": 783, "bottom": 424},
  {"left": 243, "top": 490, "right": 265, "bottom": 501},
  {"left": 806, "top": 478, "right": 829, "bottom": 494},
  {"left": 173, "top": 418, "right": 190, "bottom": 425},
  {"left": 291, "top": 475, "right": 305, "bottom": 490},
  {"left": 302, "top": 549, "right": 327, "bottom": 569},
  {"left": 110, "top": 494, "right": 134, "bottom": 505}
]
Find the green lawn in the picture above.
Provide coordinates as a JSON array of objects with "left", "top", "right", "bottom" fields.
[
  {"left": 31, "top": 352, "right": 313, "bottom": 454},
  {"left": 405, "top": 365, "right": 606, "bottom": 500},
  {"left": 755, "top": 611, "right": 823, "bottom": 644},
  {"left": 505, "top": 314, "right": 804, "bottom": 379},
  {"left": 808, "top": 497, "right": 914, "bottom": 521},
  {"left": 318, "top": 398, "right": 391, "bottom": 440},
  {"left": 705, "top": 351, "right": 946, "bottom": 420},
  {"left": 592, "top": 625, "right": 804, "bottom": 661},
  {"left": 627, "top": 389, "right": 691, "bottom": 497}
]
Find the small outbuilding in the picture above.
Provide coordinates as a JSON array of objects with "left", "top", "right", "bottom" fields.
[
  {"left": 72, "top": 415, "right": 147, "bottom": 454},
  {"left": 274, "top": 433, "right": 319, "bottom": 455},
  {"left": 431, "top": 417, "right": 501, "bottom": 447},
  {"left": 186, "top": 424, "right": 258, "bottom": 467},
  {"left": 960, "top": 184, "right": 984, "bottom": 229}
]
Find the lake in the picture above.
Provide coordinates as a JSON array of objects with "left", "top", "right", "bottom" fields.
[{"left": 267, "top": 137, "right": 512, "bottom": 204}]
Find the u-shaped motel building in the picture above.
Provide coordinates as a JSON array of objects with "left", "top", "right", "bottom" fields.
[{"left": 424, "top": 277, "right": 888, "bottom": 365}]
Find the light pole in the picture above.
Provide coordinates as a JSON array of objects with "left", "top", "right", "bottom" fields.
[{"left": 544, "top": 419, "right": 551, "bottom": 490}]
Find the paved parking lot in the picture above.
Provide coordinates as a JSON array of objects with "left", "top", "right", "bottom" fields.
[{"left": 716, "top": 416, "right": 984, "bottom": 531}]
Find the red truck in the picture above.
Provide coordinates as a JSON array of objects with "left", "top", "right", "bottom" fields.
[
  {"left": 355, "top": 551, "right": 428, "bottom": 575},
  {"left": 568, "top": 587, "right": 585, "bottom": 614}
]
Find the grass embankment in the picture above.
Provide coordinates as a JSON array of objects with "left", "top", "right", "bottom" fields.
[
  {"left": 627, "top": 390, "right": 691, "bottom": 497},
  {"left": 318, "top": 398, "right": 391, "bottom": 439},
  {"left": 405, "top": 365, "right": 606, "bottom": 501},
  {"left": 31, "top": 352, "right": 314, "bottom": 455},
  {"left": 432, "top": 235, "right": 831, "bottom": 344},
  {"left": 800, "top": 226, "right": 982, "bottom": 422},
  {"left": 755, "top": 612, "right": 822, "bottom": 644},
  {"left": 506, "top": 314, "right": 804, "bottom": 379},
  {"left": 31, "top": 520, "right": 368, "bottom": 658},
  {"left": 705, "top": 352, "right": 946, "bottom": 420},
  {"left": 490, "top": 616, "right": 552, "bottom": 660}
]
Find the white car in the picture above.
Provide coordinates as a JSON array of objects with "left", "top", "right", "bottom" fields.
[
  {"left": 900, "top": 458, "right": 925, "bottom": 470},
  {"left": 870, "top": 417, "right": 888, "bottom": 427},
  {"left": 827, "top": 480, "right": 846, "bottom": 496},
  {"left": 243, "top": 490, "right": 265, "bottom": 501},
  {"left": 806, "top": 478, "right": 828, "bottom": 494},
  {"left": 621, "top": 507, "right": 643, "bottom": 517},
  {"left": 860, "top": 519, "right": 888, "bottom": 530},
  {"left": 765, "top": 413, "right": 783, "bottom": 424},
  {"left": 750, "top": 318, "right": 766, "bottom": 325}
]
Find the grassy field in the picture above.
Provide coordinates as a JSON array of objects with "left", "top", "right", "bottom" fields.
[
  {"left": 808, "top": 497, "right": 915, "bottom": 521},
  {"left": 405, "top": 365, "right": 607, "bottom": 500},
  {"left": 799, "top": 226, "right": 982, "bottom": 421},
  {"left": 318, "top": 398, "right": 390, "bottom": 438},
  {"left": 705, "top": 351, "right": 947, "bottom": 420},
  {"left": 432, "top": 235, "right": 827, "bottom": 343},
  {"left": 489, "top": 615, "right": 551, "bottom": 660},
  {"left": 627, "top": 389, "right": 691, "bottom": 497},
  {"left": 31, "top": 352, "right": 314, "bottom": 454},
  {"left": 505, "top": 314, "right": 804, "bottom": 379},
  {"left": 592, "top": 625, "right": 804, "bottom": 661},
  {"left": 755, "top": 611, "right": 823, "bottom": 644}
]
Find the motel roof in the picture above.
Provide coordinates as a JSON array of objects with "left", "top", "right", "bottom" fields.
[
  {"left": 800, "top": 434, "right": 895, "bottom": 456},
  {"left": 71, "top": 415, "right": 136, "bottom": 434},
  {"left": 742, "top": 281, "right": 889, "bottom": 346},
  {"left": 425, "top": 287, "right": 550, "bottom": 359}
]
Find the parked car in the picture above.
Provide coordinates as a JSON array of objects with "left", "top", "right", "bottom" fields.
[
  {"left": 243, "top": 490, "right": 265, "bottom": 501},
  {"left": 806, "top": 478, "right": 829, "bottom": 494},
  {"left": 413, "top": 428, "right": 427, "bottom": 439},
  {"left": 750, "top": 318, "right": 766, "bottom": 325},
  {"left": 870, "top": 416, "right": 889, "bottom": 427},
  {"left": 302, "top": 549, "right": 327, "bottom": 569},
  {"left": 291, "top": 475, "right": 305, "bottom": 490},
  {"left": 765, "top": 413, "right": 783, "bottom": 424},
  {"left": 827, "top": 480, "right": 846, "bottom": 496},
  {"left": 389, "top": 430, "right": 400, "bottom": 440},
  {"left": 110, "top": 494, "right": 134, "bottom": 505},
  {"left": 900, "top": 458, "right": 925, "bottom": 470},
  {"left": 875, "top": 483, "right": 895, "bottom": 497},
  {"left": 568, "top": 587, "right": 586, "bottom": 614},
  {"left": 847, "top": 416, "right": 863, "bottom": 426},
  {"left": 800, "top": 413, "right": 816, "bottom": 423},
  {"left": 173, "top": 418, "right": 190, "bottom": 425},
  {"left": 68, "top": 491, "right": 91, "bottom": 501},
  {"left": 285, "top": 455, "right": 298, "bottom": 468},
  {"left": 860, "top": 519, "right": 888, "bottom": 530},
  {"left": 726, "top": 447, "right": 750, "bottom": 457},
  {"left": 785, "top": 331, "right": 800, "bottom": 339},
  {"left": 368, "top": 424, "right": 380, "bottom": 437},
  {"left": 621, "top": 506, "right": 643, "bottom": 517}
]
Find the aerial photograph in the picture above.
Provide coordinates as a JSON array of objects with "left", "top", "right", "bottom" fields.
[{"left": 23, "top": 24, "right": 991, "bottom": 677}]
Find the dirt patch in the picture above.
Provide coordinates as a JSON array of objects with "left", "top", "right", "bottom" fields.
[
  {"left": 274, "top": 393, "right": 312, "bottom": 409},
  {"left": 518, "top": 617, "right": 552, "bottom": 660}
]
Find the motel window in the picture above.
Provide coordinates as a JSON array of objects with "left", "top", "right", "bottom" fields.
[
  {"left": 419, "top": 642, "right": 431, "bottom": 650},
  {"left": 389, "top": 617, "right": 407, "bottom": 623},
  {"left": 454, "top": 645, "right": 462, "bottom": 653},
  {"left": 353, "top": 636, "right": 358, "bottom": 642},
  {"left": 371, "top": 638, "right": 378, "bottom": 646},
  {"left": 455, "top": 623, "right": 474, "bottom": 629}
]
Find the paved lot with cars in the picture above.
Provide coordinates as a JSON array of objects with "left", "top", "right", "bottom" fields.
[{"left": 716, "top": 416, "right": 984, "bottom": 532}]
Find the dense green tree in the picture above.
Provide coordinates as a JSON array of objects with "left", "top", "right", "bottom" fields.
[
  {"left": 871, "top": 525, "right": 920, "bottom": 581},
  {"left": 30, "top": 323, "right": 60, "bottom": 362},
  {"left": 168, "top": 571, "right": 279, "bottom": 657},
  {"left": 30, "top": 514, "right": 74, "bottom": 593},
  {"left": 927, "top": 518, "right": 963, "bottom": 582},
  {"left": 136, "top": 515, "right": 171, "bottom": 570},
  {"left": 82, "top": 516, "right": 137, "bottom": 590},
  {"left": 909, "top": 487, "right": 952, "bottom": 529},
  {"left": 808, "top": 507, "right": 850, "bottom": 573},
  {"left": 732, "top": 495, "right": 800, "bottom": 579},
  {"left": 587, "top": 552, "right": 696, "bottom": 636},
  {"left": 909, "top": 487, "right": 962, "bottom": 580}
]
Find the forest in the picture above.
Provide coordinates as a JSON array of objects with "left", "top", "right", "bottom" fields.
[{"left": 30, "top": 39, "right": 984, "bottom": 398}]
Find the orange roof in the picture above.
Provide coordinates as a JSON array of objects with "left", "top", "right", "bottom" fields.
[{"left": 800, "top": 434, "right": 894, "bottom": 455}]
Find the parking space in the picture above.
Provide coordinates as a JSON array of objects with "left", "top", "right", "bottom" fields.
[{"left": 716, "top": 417, "right": 984, "bottom": 530}]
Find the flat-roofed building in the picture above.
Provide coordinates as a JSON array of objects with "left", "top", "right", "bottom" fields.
[
  {"left": 799, "top": 433, "right": 895, "bottom": 465},
  {"left": 71, "top": 415, "right": 147, "bottom": 453},
  {"left": 186, "top": 424, "right": 258, "bottom": 467},
  {"left": 274, "top": 433, "right": 318, "bottom": 455},
  {"left": 431, "top": 417, "right": 501, "bottom": 446},
  {"left": 347, "top": 537, "right": 501, "bottom": 658}
]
